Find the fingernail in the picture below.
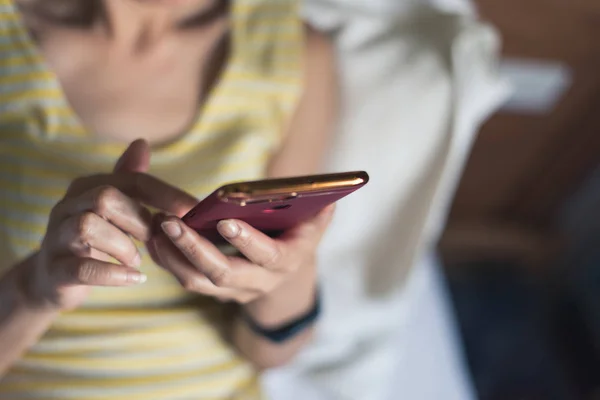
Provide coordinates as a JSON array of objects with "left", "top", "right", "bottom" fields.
[
  {"left": 217, "top": 220, "right": 240, "bottom": 238},
  {"left": 128, "top": 272, "right": 147, "bottom": 284},
  {"left": 161, "top": 221, "right": 182, "bottom": 239}
]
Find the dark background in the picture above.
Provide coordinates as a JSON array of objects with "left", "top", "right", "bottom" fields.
[{"left": 438, "top": 1, "right": 600, "bottom": 398}]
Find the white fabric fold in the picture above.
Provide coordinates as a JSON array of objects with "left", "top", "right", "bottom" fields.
[{"left": 264, "top": 1, "right": 510, "bottom": 398}]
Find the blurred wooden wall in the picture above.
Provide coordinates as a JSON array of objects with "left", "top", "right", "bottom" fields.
[{"left": 439, "top": 0, "right": 600, "bottom": 267}]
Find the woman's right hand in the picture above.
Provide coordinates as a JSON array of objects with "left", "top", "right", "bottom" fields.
[{"left": 18, "top": 140, "right": 197, "bottom": 311}]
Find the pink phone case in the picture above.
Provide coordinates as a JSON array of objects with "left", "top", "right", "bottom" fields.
[{"left": 182, "top": 175, "right": 368, "bottom": 242}]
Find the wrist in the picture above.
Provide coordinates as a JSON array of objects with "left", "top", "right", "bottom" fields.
[
  {"left": 242, "top": 269, "right": 317, "bottom": 328},
  {"left": 240, "top": 287, "right": 320, "bottom": 344},
  {"left": 9, "top": 253, "right": 61, "bottom": 314}
]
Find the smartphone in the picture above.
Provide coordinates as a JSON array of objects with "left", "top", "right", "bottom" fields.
[{"left": 182, "top": 171, "right": 369, "bottom": 242}]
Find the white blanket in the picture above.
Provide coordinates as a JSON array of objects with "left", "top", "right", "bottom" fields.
[{"left": 264, "top": 1, "right": 509, "bottom": 399}]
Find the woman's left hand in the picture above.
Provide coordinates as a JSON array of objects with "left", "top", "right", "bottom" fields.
[{"left": 149, "top": 206, "right": 334, "bottom": 304}]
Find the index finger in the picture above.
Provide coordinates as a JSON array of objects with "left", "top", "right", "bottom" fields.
[
  {"left": 67, "top": 173, "right": 198, "bottom": 217},
  {"left": 216, "top": 219, "right": 288, "bottom": 271}
]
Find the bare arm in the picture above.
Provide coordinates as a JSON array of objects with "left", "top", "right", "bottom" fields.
[
  {"left": 267, "top": 26, "right": 338, "bottom": 178},
  {"left": 0, "top": 141, "right": 197, "bottom": 376},
  {"left": 0, "top": 255, "right": 59, "bottom": 375},
  {"left": 232, "top": 25, "right": 338, "bottom": 369}
]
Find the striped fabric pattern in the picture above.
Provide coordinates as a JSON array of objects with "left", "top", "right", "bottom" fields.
[{"left": 0, "top": 0, "right": 303, "bottom": 398}]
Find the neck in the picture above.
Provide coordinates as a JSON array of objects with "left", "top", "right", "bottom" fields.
[{"left": 99, "top": 0, "right": 219, "bottom": 51}]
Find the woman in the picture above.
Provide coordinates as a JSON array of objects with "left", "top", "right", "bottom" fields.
[{"left": 0, "top": 0, "right": 337, "bottom": 398}]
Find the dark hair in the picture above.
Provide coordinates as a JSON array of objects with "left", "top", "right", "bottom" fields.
[
  {"left": 16, "top": 0, "right": 229, "bottom": 29},
  {"left": 16, "top": 0, "right": 99, "bottom": 27}
]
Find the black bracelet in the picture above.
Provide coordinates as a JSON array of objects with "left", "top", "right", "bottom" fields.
[{"left": 241, "top": 288, "right": 321, "bottom": 344}]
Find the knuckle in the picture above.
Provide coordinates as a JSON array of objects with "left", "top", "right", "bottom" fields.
[
  {"left": 209, "top": 269, "right": 230, "bottom": 287},
  {"left": 181, "top": 276, "right": 202, "bottom": 292},
  {"left": 75, "top": 259, "right": 97, "bottom": 284},
  {"left": 119, "top": 243, "right": 138, "bottom": 265},
  {"left": 94, "top": 185, "right": 120, "bottom": 216},
  {"left": 67, "top": 240, "right": 93, "bottom": 257},
  {"left": 76, "top": 212, "right": 97, "bottom": 242},
  {"left": 263, "top": 246, "right": 284, "bottom": 269},
  {"left": 236, "top": 233, "right": 254, "bottom": 250},
  {"left": 180, "top": 239, "right": 200, "bottom": 259}
]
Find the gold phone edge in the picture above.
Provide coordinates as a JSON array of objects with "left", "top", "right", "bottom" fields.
[{"left": 217, "top": 172, "right": 368, "bottom": 205}]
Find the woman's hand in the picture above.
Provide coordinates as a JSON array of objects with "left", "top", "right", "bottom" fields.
[
  {"left": 149, "top": 206, "right": 334, "bottom": 369},
  {"left": 150, "top": 205, "right": 335, "bottom": 306},
  {"left": 19, "top": 140, "right": 197, "bottom": 312}
]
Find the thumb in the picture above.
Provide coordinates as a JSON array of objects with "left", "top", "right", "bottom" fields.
[
  {"left": 290, "top": 203, "right": 336, "bottom": 244},
  {"left": 313, "top": 203, "right": 336, "bottom": 233},
  {"left": 114, "top": 139, "right": 151, "bottom": 173}
]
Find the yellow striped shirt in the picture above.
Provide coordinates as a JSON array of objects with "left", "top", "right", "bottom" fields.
[{"left": 0, "top": 0, "right": 303, "bottom": 398}]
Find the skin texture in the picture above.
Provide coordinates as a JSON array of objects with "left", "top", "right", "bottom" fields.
[{"left": 0, "top": 0, "right": 337, "bottom": 373}]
